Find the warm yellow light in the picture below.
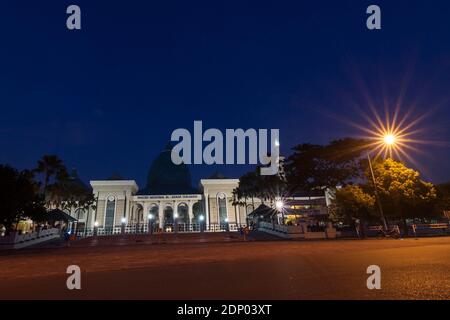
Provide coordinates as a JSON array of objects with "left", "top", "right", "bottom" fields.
[{"left": 383, "top": 134, "right": 396, "bottom": 146}]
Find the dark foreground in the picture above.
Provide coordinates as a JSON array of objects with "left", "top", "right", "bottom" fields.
[{"left": 0, "top": 236, "right": 449, "bottom": 299}]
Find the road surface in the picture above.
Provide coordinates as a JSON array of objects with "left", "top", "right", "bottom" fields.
[{"left": 0, "top": 236, "right": 449, "bottom": 299}]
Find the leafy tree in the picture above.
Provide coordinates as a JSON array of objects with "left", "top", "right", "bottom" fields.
[
  {"left": 286, "top": 138, "right": 368, "bottom": 194},
  {"left": 331, "top": 184, "right": 376, "bottom": 236},
  {"left": 233, "top": 160, "right": 287, "bottom": 212},
  {"left": 368, "top": 158, "right": 437, "bottom": 233},
  {"left": 435, "top": 182, "right": 450, "bottom": 217},
  {"left": 0, "top": 165, "right": 46, "bottom": 233},
  {"left": 34, "top": 156, "right": 96, "bottom": 212},
  {"left": 46, "top": 169, "right": 96, "bottom": 212}
]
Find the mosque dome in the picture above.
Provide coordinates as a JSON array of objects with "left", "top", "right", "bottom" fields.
[{"left": 143, "top": 143, "right": 199, "bottom": 195}]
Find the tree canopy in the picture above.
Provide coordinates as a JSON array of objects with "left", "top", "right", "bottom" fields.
[
  {"left": 285, "top": 138, "right": 368, "bottom": 193},
  {"left": 0, "top": 156, "right": 97, "bottom": 232},
  {"left": 0, "top": 165, "right": 46, "bottom": 232},
  {"left": 367, "top": 158, "right": 437, "bottom": 222},
  {"left": 331, "top": 184, "right": 376, "bottom": 225}
]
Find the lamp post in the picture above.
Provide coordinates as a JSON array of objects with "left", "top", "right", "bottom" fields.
[
  {"left": 366, "top": 151, "right": 388, "bottom": 231},
  {"left": 174, "top": 212, "right": 179, "bottom": 234},
  {"left": 366, "top": 133, "right": 397, "bottom": 231},
  {"left": 225, "top": 217, "right": 230, "bottom": 232},
  {"left": 275, "top": 200, "right": 284, "bottom": 225},
  {"left": 93, "top": 221, "right": 99, "bottom": 236},
  {"left": 148, "top": 213, "right": 154, "bottom": 235},
  {"left": 199, "top": 214, "right": 205, "bottom": 232},
  {"left": 121, "top": 217, "right": 127, "bottom": 234}
]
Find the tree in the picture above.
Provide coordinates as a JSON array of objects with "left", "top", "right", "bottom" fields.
[
  {"left": 34, "top": 155, "right": 68, "bottom": 197},
  {"left": 286, "top": 138, "right": 368, "bottom": 194},
  {"left": 233, "top": 160, "right": 287, "bottom": 210},
  {"left": 367, "top": 158, "right": 437, "bottom": 233},
  {"left": 46, "top": 169, "right": 97, "bottom": 213},
  {"left": 331, "top": 185, "right": 376, "bottom": 236},
  {"left": 435, "top": 182, "right": 450, "bottom": 217},
  {"left": 0, "top": 165, "right": 46, "bottom": 233}
]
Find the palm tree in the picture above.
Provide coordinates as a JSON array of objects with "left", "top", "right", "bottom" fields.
[{"left": 34, "top": 155, "right": 68, "bottom": 203}]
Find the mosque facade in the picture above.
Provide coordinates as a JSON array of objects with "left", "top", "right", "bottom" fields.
[
  {"left": 77, "top": 145, "right": 249, "bottom": 234},
  {"left": 69, "top": 145, "right": 331, "bottom": 235}
]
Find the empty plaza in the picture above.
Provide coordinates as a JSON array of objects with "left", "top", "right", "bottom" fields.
[{"left": 1, "top": 236, "right": 449, "bottom": 300}]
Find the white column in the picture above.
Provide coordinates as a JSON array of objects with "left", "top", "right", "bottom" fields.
[
  {"left": 142, "top": 203, "right": 148, "bottom": 224},
  {"left": 188, "top": 201, "right": 194, "bottom": 224},
  {"left": 225, "top": 194, "right": 230, "bottom": 222},
  {"left": 125, "top": 192, "right": 131, "bottom": 221},
  {"left": 158, "top": 201, "right": 164, "bottom": 228},
  {"left": 204, "top": 194, "right": 210, "bottom": 226}
]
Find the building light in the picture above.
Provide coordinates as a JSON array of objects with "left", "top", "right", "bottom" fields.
[{"left": 275, "top": 200, "right": 284, "bottom": 210}]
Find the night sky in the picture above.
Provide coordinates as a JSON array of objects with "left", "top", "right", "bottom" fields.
[{"left": 1, "top": 0, "right": 450, "bottom": 187}]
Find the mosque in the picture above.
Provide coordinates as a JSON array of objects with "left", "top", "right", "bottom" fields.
[
  {"left": 70, "top": 145, "right": 331, "bottom": 235},
  {"left": 73, "top": 145, "right": 246, "bottom": 234}
]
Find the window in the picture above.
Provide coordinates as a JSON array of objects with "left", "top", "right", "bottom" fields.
[
  {"left": 177, "top": 203, "right": 189, "bottom": 224},
  {"left": 105, "top": 196, "right": 116, "bottom": 228},
  {"left": 75, "top": 209, "right": 86, "bottom": 221},
  {"left": 164, "top": 206, "right": 173, "bottom": 225},
  {"left": 150, "top": 205, "right": 158, "bottom": 221},
  {"left": 218, "top": 193, "right": 227, "bottom": 224}
]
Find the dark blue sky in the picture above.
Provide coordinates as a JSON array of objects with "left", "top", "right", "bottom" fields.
[{"left": 1, "top": 0, "right": 450, "bottom": 187}]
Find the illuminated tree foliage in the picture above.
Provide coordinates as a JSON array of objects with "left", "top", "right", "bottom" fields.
[
  {"left": 367, "top": 158, "right": 437, "bottom": 232},
  {"left": 331, "top": 185, "right": 376, "bottom": 226}
]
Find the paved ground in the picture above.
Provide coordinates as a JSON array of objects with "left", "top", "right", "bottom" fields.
[{"left": 0, "top": 235, "right": 449, "bottom": 299}]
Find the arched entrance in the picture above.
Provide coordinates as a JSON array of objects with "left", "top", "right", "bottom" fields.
[
  {"left": 130, "top": 203, "right": 143, "bottom": 224},
  {"left": 217, "top": 193, "right": 228, "bottom": 229},
  {"left": 149, "top": 204, "right": 159, "bottom": 230},
  {"left": 177, "top": 203, "right": 189, "bottom": 231},
  {"left": 192, "top": 201, "right": 204, "bottom": 231},
  {"left": 74, "top": 208, "right": 86, "bottom": 234},
  {"left": 177, "top": 203, "right": 189, "bottom": 223},
  {"left": 163, "top": 205, "right": 174, "bottom": 229}
]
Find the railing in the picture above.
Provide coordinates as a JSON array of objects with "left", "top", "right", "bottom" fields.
[
  {"left": 259, "top": 221, "right": 305, "bottom": 234},
  {"left": 355, "top": 223, "right": 450, "bottom": 238},
  {"left": 411, "top": 223, "right": 449, "bottom": 236},
  {"left": 258, "top": 221, "right": 337, "bottom": 239},
  {"left": 73, "top": 223, "right": 246, "bottom": 237},
  {"left": 0, "top": 228, "right": 61, "bottom": 247}
]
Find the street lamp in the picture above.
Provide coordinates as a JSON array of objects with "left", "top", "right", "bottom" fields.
[
  {"left": 225, "top": 217, "right": 230, "bottom": 232},
  {"left": 121, "top": 217, "right": 127, "bottom": 234},
  {"left": 93, "top": 221, "right": 99, "bottom": 236},
  {"left": 148, "top": 213, "right": 154, "bottom": 235},
  {"left": 275, "top": 200, "right": 284, "bottom": 210},
  {"left": 383, "top": 134, "right": 396, "bottom": 145},
  {"left": 174, "top": 212, "right": 179, "bottom": 233},
  {"left": 275, "top": 199, "right": 285, "bottom": 225},
  {"left": 366, "top": 133, "right": 398, "bottom": 231}
]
